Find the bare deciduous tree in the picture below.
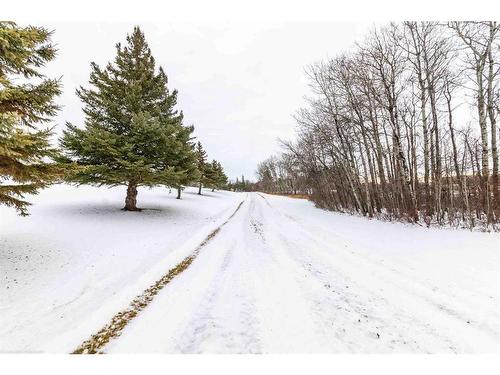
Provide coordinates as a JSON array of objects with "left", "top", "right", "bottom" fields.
[{"left": 255, "top": 21, "right": 499, "bottom": 230}]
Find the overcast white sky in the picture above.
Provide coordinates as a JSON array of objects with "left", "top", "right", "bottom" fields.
[{"left": 42, "top": 21, "right": 371, "bottom": 180}]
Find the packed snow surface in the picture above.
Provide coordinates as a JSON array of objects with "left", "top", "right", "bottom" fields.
[{"left": 1, "top": 185, "right": 499, "bottom": 353}]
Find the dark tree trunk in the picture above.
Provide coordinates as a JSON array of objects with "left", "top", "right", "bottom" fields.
[
  {"left": 198, "top": 182, "right": 202, "bottom": 195},
  {"left": 177, "top": 187, "right": 182, "bottom": 199},
  {"left": 123, "top": 182, "right": 140, "bottom": 211}
]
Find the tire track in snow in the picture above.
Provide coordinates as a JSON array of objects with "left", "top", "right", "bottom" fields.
[
  {"left": 256, "top": 193, "right": 499, "bottom": 352},
  {"left": 275, "top": 233, "right": 445, "bottom": 352},
  {"left": 71, "top": 198, "right": 245, "bottom": 354},
  {"left": 256, "top": 194, "right": 462, "bottom": 352},
  {"left": 174, "top": 239, "right": 262, "bottom": 353},
  {"left": 269, "top": 195, "right": 498, "bottom": 323},
  {"left": 243, "top": 194, "right": 337, "bottom": 352},
  {"left": 172, "top": 196, "right": 269, "bottom": 353},
  {"left": 107, "top": 195, "right": 263, "bottom": 353},
  {"left": 110, "top": 193, "right": 328, "bottom": 353}
]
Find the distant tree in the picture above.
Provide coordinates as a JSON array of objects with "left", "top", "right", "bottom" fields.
[
  {"left": 60, "top": 27, "right": 194, "bottom": 211},
  {"left": 227, "top": 174, "right": 253, "bottom": 192},
  {"left": 0, "top": 21, "right": 62, "bottom": 215},
  {"left": 216, "top": 161, "right": 228, "bottom": 188},
  {"left": 208, "top": 160, "right": 228, "bottom": 191},
  {"left": 232, "top": 177, "right": 240, "bottom": 191},
  {"left": 195, "top": 141, "right": 208, "bottom": 195},
  {"left": 203, "top": 161, "right": 216, "bottom": 191},
  {"left": 173, "top": 125, "right": 199, "bottom": 199}
]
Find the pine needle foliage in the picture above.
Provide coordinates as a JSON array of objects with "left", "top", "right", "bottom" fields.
[
  {"left": 0, "top": 21, "right": 62, "bottom": 215},
  {"left": 60, "top": 27, "right": 196, "bottom": 211}
]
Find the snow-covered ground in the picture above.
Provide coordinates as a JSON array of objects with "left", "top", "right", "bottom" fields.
[
  {"left": 0, "top": 184, "right": 243, "bottom": 352},
  {"left": 1, "top": 187, "right": 499, "bottom": 353}
]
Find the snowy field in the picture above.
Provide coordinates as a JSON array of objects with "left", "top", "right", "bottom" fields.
[
  {"left": 1, "top": 185, "right": 499, "bottom": 353},
  {"left": 0, "top": 184, "right": 243, "bottom": 352}
]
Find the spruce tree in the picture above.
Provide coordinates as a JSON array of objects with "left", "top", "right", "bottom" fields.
[
  {"left": 60, "top": 27, "right": 194, "bottom": 210},
  {"left": 204, "top": 161, "right": 217, "bottom": 192},
  {"left": 195, "top": 141, "right": 208, "bottom": 195},
  {"left": 215, "top": 161, "right": 228, "bottom": 189},
  {"left": 208, "top": 160, "right": 228, "bottom": 191},
  {"left": 172, "top": 125, "right": 199, "bottom": 199},
  {"left": 0, "top": 22, "right": 62, "bottom": 215}
]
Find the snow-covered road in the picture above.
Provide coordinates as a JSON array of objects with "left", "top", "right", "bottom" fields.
[
  {"left": 1, "top": 187, "right": 499, "bottom": 353},
  {"left": 104, "top": 192, "right": 500, "bottom": 353}
]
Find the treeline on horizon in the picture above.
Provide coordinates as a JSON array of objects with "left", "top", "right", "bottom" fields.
[
  {"left": 255, "top": 22, "right": 499, "bottom": 229},
  {"left": 0, "top": 22, "right": 228, "bottom": 215}
]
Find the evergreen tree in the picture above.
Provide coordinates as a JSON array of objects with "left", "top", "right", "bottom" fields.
[
  {"left": 0, "top": 22, "right": 62, "bottom": 215},
  {"left": 60, "top": 27, "right": 194, "bottom": 211},
  {"left": 173, "top": 125, "right": 199, "bottom": 199},
  {"left": 204, "top": 160, "right": 218, "bottom": 191},
  {"left": 218, "top": 162, "right": 228, "bottom": 186},
  {"left": 195, "top": 141, "right": 208, "bottom": 195},
  {"left": 209, "top": 160, "right": 228, "bottom": 191}
]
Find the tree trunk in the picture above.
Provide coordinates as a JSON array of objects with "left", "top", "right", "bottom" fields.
[
  {"left": 428, "top": 82, "right": 442, "bottom": 223},
  {"left": 124, "top": 182, "right": 139, "bottom": 211},
  {"left": 177, "top": 187, "right": 182, "bottom": 199},
  {"left": 444, "top": 83, "right": 465, "bottom": 216},
  {"left": 487, "top": 26, "right": 499, "bottom": 218},
  {"left": 476, "top": 67, "right": 491, "bottom": 221},
  {"left": 414, "top": 41, "right": 431, "bottom": 215},
  {"left": 198, "top": 182, "right": 202, "bottom": 195}
]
